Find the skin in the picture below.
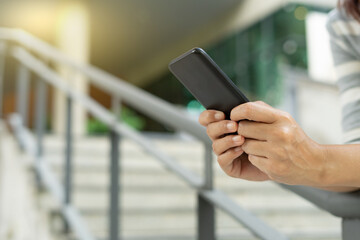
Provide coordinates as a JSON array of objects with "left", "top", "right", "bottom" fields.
[{"left": 199, "top": 101, "right": 360, "bottom": 192}]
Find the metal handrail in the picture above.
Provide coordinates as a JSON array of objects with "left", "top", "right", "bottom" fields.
[
  {"left": 280, "top": 184, "right": 360, "bottom": 218},
  {"left": 0, "top": 28, "right": 210, "bottom": 144},
  {"left": 0, "top": 28, "right": 289, "bottom": 240}
]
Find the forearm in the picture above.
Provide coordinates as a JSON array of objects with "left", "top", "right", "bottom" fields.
[
  {"left": 315, "top": 186, "right": 359, "bottom": 193},
  {"left": 320, "top": 144, "right": 360, "bottom": 189}
]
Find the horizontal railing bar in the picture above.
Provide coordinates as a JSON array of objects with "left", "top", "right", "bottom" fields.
[
  {"left": 280, "top": 184, "right": 360, "bottom": 218},
  {"left": 112, "top": 123, "right": 203, "bottom": 188},
  {"left": 8, "top": 113, "right": 95, "bottom": 240},
  {"left": 37, "top": 159, "right": 64, "bottom": 202},
  {"left": 12, "top": 45, "right": 287, "bottom": 240},
  {"left": 200, "top": 189, "right": 289, "bottom": 240},
  {"left": 13, "top": 46, "right": 204, "bottom": 189},
  {"left": 0, "top": 28, "right": 210, "bottom": 144},
  {"left": 9, "top": 114, "right": 36, "bottom": 156},
  {"left": 63, "top": 205, "right": 97, "bottom": 240}
]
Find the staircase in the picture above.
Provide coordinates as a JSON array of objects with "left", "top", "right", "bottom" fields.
[
  {"left": 2, "top": 28, "right": 357, "bottom": 240},
  {"left": 35, "top": 134, "right": 340, "bottom": 240}
]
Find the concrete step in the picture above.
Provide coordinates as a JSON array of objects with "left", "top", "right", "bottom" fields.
[
  {"left": 79, "top": 212, "right": 340, "bottom": 240},
  {"left": 38, "top": 134, "right": 341, "bottom": 240},
  {"left": 68, "top": 191, "right": 330, "bottom": 218}
]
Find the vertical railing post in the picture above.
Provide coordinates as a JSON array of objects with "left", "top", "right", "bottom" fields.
[
  {"left": 197, "top": 143, "right": 215, "bottom": 240},
  {"left": 109, "top": 130, "right": 120, "bottom": 240},
  {"left": 112, "top": 96, "right": 121, "bottom": 118},
  {"left": 0, "top": 41, "right": 6, "bottom": 119},
  {"left": 281, "top": 66, "right": 299, "bottom": 124},
  {"left": 34, "top": 78, "right": 47, "bottom": 188},
  {"left": 342, "top": 218, "right": 360, "bottom": 240},
  {"left": 109, "top": 96, "right": 121, "bottom": 240},
  {"left": 203, "top": 143, "right": 213, "bottom": 190},
  {"left": 64, "top": 96, "right": 73, "bottom": 233},
  {"left": 289, "top": 75, "right": 299, "bottom": 124},
  {"left": 16, "top": 63, "right": 30, "bottom": 127}
]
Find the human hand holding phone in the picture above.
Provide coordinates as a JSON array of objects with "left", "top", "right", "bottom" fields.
[
  {"left": 169, "top": 47, "right": 269, "bottom": 181},
  {"left": 171, "top": 48, "right": 360, "bottom": 191},
  {"left": 198, "top": 107, "right": 270, "bottom": 181},
  {"left": 199, "top": 100, "right": 321, "bottom": 184}
]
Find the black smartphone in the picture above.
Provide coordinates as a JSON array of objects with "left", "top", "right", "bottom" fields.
[{"left": 169, "top": 47, "right": 249, "bottom": 118}]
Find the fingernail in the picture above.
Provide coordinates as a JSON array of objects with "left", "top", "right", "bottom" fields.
[
  {"left": 234, "top": 147, "right": 242, "bottom": 152},
  {"left": 232, "top": 136, "right": 242, "bottom": 143},
  {"left": 215, "top": 113, "right": 223, "bottom": 120},
  {"left": 227, "top": 122, "right": 235, "bottom": 130}
]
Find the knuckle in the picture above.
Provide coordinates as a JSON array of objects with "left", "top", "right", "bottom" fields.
[
  {"left": 212, "top": 142, "right": 220, "bottom": 155},
  {"left": 255, "top": 100, "right": 265, "bottom": 106},
  {"left": 206, "top": 126, "right": 211, "bottom": 136},
  {"left": 212, "top": 142, "right": 217, "bottom": 154},
  {"left": 222, "top": 121, "right": 228, "bottom": 131},
  {"left": 206, "top": 126, "right": 216, "bottom": 139},
  {"left": 279, "top": 111, "right": 294, "bottom": 123},
  {"left": 237, "top": 121, "right": 247, "bottom": 134},
  {"left": 204, "top": 110, "right": 212, "bottom": 118},
  {"left": 241, "top": 140, "right": 249, "bottom": 151},
  {"left": 225, "top": 135, "right": 233, "bottom": 145},
  {"left": 247, "top": 153, "right": 254, "bottom": 161},
  {"left": 217, "top": 155, "right": 226, "bottom": 166},
  {"left": 242, "top": 103, "right": 253, "bottom": 116},
  {"left": 230, "top": 105, "right": 241, "bottom": 120},
  {"left": 237, "top": 123, "right": 243, "bottom": 134},
  {"left": 274, "top": 126, "right": 293, "bottom": 142},
  {"left": 198, "top": 111, "right": 208, "bottom": 125}
]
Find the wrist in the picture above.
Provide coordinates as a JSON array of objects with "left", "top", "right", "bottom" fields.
[{"left": 317, "top": 144, "right": 341, "bottom": 187}]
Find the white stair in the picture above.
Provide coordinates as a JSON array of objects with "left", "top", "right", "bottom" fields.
[{"left": 38, "top": 134, "right": 341, "bottom": 240}]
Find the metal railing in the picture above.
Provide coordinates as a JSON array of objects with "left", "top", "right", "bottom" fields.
[{"left": 0, "top": 28, "right": 360, "bottom": 240}]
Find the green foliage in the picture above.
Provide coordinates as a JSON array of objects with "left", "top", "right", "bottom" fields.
[
  {"left": 87, "top": 118, "right": 109, "bottom": 134},
  {"left": 121, "top": 107, "right": 146, "bottom": 130},
  {"left": 87, "top": 106, "right": 146, "bottom": 134}
]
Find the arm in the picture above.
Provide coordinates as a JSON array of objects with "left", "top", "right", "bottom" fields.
[
  {"left": 199, "top": 102, "right": 360, "bottom": 191},
  {"left": 320, "top": 145, "right": 360, "bottom": 191},
  {"left": 230, "top": 102, "right": 360, "bottom": 190},
  {"left": 300, "top": 144, "right": 360, "bottom": 192},
  {"left": 321, "top": 14, "right": 360, "bottom": 191}
]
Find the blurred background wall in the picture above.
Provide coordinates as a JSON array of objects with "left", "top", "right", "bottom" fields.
[{"left": 0, "top": 0, "right": 339, "bottom": 140}]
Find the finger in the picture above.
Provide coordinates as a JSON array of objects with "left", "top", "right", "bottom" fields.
[
  {"left": 230, "top": 102, "right": 277, "bottom": 123},
  {"left": 217, "top": 146, "right": 244, "bottom": 172},
  {"left": 219, "top": 153, "right": 270, "bottom": 181},
  {"left": 206, "top": 120, "right": 237, "bottom": 140},
  {"left": 254, "top": 101, "right": 271, "bottom": 107},
  {"left": 212, "top": 135, "right": 245, "bottom": 155},
  {"left": 237, "top": 121, "right": 270, "bottom": 141},
  {"left": 247, "top": 154, "right": 269, "bottom": 174},
  {"left": 199, "top": 110, "right": 225, "bottom": 126},
  {"left": 242, "top": 139, "right": 269, "bottom": 157},
  {"left": 238, "top": 155, "right": 270, "bottom": 181}
]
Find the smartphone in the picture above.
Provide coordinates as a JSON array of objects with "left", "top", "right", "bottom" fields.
[{"left": 169, "top": 47, "right": 249, "bottom": 118}]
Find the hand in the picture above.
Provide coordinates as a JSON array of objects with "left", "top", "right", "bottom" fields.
[
  {"left": 198, "top": 109, "right": 270, "bottom": 181},
  {"left": 230, "top": 101, "right": 326, "bottom": 186}
]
